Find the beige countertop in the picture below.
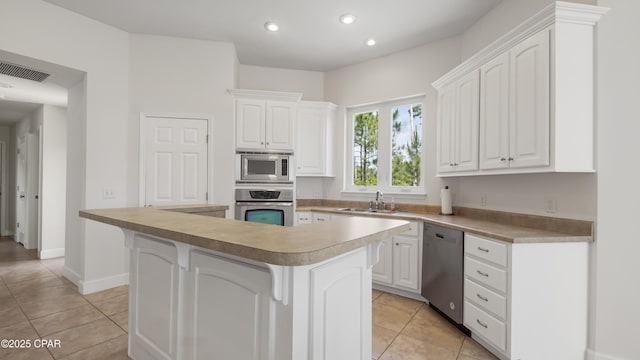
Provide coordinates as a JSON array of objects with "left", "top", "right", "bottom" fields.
[
  {"left": 156, "top": 204, "right": 229, "bottom": 212},
  {"left": 297, "top": 206, "right": 593, "bottom": 243},
  {"left": 79, "top": 207, "right": 410, "bottom": 266}
]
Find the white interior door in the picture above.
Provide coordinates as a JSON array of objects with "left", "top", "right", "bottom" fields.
[
  {"left": 25, "top": 132, "right": 41, "bottom": 250},
  {"left": 142, "top": 114, "right": 208, "bottom": 206},
  {"left": 16, "top": 136, "right": 26, "bottom": 245}
]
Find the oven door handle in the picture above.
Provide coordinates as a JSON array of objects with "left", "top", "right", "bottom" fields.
[{"left": 235, "top": 202, "right": 293, "bottom": 207}]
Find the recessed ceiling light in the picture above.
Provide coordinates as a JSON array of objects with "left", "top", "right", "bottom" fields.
[
  {"left": 264, "top": 21, "right": 279, "bottom": 32},
  {"left": 339, "top": 14, "right": 356, "bottom": 25},
  {"left": 366, "top": 39, "right": 376, "bottom": 46},
  {"left": 0, "top": 82, "right": 13, "bottom": 89}
]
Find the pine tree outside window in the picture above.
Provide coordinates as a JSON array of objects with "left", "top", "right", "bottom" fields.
[{"left": 345, "top": 95, "right": 425, "bottom": 196}]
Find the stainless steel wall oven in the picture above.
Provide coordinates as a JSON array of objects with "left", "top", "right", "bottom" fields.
[{"left": 234, "top": 188, "right": 294, "bottom": 226}]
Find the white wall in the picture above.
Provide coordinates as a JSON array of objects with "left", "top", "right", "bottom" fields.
[
  {"left": 0, "top": 125, "right": 10, "bottom": 236},
  {"left": 65, "top": 78, "right": 86, "bottom": 282},
  {"left": 592, "top": 1, "right": 640, "bottom": 358},
  {"left": 40, "top": 105, "right": 67, "bottom": 259},
  {"left": 1, "top": 0, "right": 130, "bottom": 293},
  {"left": 128, "top": 34, "right": 237, "bottom": 213},
  {"left": 322, "top": 37, "right": 462, "bottom": 205},
  {"left": 237, "top": 64, "right": 325, "bottom": 101}
]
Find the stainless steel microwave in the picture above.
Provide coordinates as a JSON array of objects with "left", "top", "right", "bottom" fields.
[{"left": 236, "top": 151, "right": 293, "bottom": 184}]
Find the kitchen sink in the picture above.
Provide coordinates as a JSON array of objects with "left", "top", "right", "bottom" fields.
[{"left": 336, "top": 208, "right": 397, "bottom": 214}]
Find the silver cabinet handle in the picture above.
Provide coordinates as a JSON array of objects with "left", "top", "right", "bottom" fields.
[
  {"left": 500, "top": 157, "right": 506, "bottom": 161},
  {"left": 477, "top": 270, "right": 489, "bottom": 277},
  {"left": 477, "top": 247, "right": 489, "bottom": 253},
  {"left": 260, "top": 142, "right": 264, "bottom": 145},
  {"left": 477, "top": 319, "right": 488, "bottom": 329},
  {"left": 477, "top": 293, "right": 489, "bottom": 302},
  {"left": 508, "top": 157, "right": 514, "bottom": 161}
]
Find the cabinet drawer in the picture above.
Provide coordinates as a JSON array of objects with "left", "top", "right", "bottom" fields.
[
  {"left": 464, "top": 279, "right": 507, "bottom": 320},
  {"left": 465, "top": 234, "right": 507, "bottom": 267},
  {"left": 464, "top": 301, "right": 506, "bottom": 352},
  {"left": 465, "top": 257, "right": 507, "bottom": 293},
  {"left": 312, "top": 213, "right": 331, "bottom": 223}
]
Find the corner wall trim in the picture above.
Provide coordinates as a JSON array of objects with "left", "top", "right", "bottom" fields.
[
  {"left": 39, "top": 248, "right": 65, "bottom": 259},
  {"left": 586, "top": 348, "right": 629, "bottom": 360},
  {"left": 63, "top": 265, "right": 81, "bottom": 286},
  {"left": 78, "top": 272, "right": 129, "bottom": 295}
]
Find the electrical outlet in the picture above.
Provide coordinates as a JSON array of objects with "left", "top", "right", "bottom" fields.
[
  {"left": 546, "top": 199, "right": 557, "bottom": 213},
  {"left": 481, "top": 193, "right": 488, "bottom": 207},
  {"left": 103, "top": 187, "right": 116, "bottom": 199}
]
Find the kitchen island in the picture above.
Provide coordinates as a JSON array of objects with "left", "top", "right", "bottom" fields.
[{"left": 80, "top": 207, "right": 410, "bottom": 360}]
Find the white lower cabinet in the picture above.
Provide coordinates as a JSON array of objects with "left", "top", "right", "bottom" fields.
[
  {"left": 463, "top": 233, "right": 588, "bottom": 360},
  {"left": 128, "top": 230, "right": 377, "bottom": 360},
  {"left": 372, "top": 220, "right": 422, "bottom": 293},
  {"left": 312, "top": 212, "right": 332, "bottom": 223},
  {"left": 372, "top": 237, "right": 393, "bottom": 284},
  {"left": 295, "top": 211, "right": 312, "bottom": 226}
]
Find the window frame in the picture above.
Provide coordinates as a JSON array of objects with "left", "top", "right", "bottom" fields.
[{"left": 343, "top": 95, "right": 426, "bottom": 197}]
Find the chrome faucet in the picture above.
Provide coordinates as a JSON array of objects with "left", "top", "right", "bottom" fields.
[{"left": 375, "top": 190, "right": 384, "bottom": 210}]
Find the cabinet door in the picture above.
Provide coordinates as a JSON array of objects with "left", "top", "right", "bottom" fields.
[
  {"left": 130, "top": 236, "right": 180, "bottom": 360},
  {"left": 509, "top": 29, "right": 550, "bottom": 169},
  {"left": 296, "top": 106, "right": 326, "bottom": 175},
  {"left": 266, "top": 101, "right": 296, "bottom": 150},
  {"left": 392, "top": 236, "right": 420, "bottom": 291},
  {"left": 372, "top": 237, "right": 393, "bottom": 285},
  {"left": 437, "top": 82, "right": 457, "bottom": 173},
  {"left": 188, "top": 251, "right": 272, "bottom": 359},
  {"left": 455, "top": 70, "right": 480, "bottom": 172},
  {"left": 480, "top": 53, "right": 510, "bottom": 170},
  {"left": 236, "top": 99, "right": 266, "bottom": 149}
]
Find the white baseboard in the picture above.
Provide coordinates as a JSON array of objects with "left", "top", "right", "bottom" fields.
[
  {"left": 63, "top": 265, "right": 81, "bottom": 287},
  {"left": 586, "top": 348, "right": 628, "bottom": 360},
  {"left": 79, "top": 272, "right": 129, "bottom": 295},
  {"left": 39, "top": 248, "right": 65, "bottom": 259}
]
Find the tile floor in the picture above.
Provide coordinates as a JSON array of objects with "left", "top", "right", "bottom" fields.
[
  {"left": 0, "top": 237, "right": 496, "bottom": 360},
  {"left": 371, "top": 289, "right": 497, "bottom": 360}
]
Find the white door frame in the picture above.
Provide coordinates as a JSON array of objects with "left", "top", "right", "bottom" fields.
[
  {"left": 25, "top": 130, "right": 41, "bottom": 250},
  {"left": 0, "top": 141, "right": 6, "bottom": 237},
  {"left": 139, "top": 112, "right": 213, "bottom": 207}
]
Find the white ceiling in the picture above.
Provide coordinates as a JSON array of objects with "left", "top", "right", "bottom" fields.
[{"left": 43, "top": 0, "right": 501, "bottom": 71}]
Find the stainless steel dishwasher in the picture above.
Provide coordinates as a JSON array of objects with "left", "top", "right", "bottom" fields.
[{"left": 421, "top": 223, "right": 464, "bottom": 325}]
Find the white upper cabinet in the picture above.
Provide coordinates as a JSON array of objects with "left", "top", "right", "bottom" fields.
[
  {"left": 437, "top": 70, "right": 480, "bottom": 174},
  {"left": 265, "top": 101, "right": 296, "bottom": 150},
  {"left": 229, "top": 89, "right": 301, "bottom": 151},
  {"left": 434, "top": 2, "right": 607, "bottom": 176},
  {"left": 508, "top": 29, "right": 550, "bottom": 169},
  {"left": 296, "top": 101, "right": 337, "bottom": 177},
  {"left": 236, "top": 98, "right": 266, "bottom": 149},
  {"left": 480, "top": 30, "right": 550, "bottom": 171},
  {"left": 479, "top": 53, "right": 510, "bottom": 170}
]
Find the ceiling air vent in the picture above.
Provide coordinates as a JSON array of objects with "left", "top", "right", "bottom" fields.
[{"left": 0, "top": 61, "right": 51, "bottom": 82}]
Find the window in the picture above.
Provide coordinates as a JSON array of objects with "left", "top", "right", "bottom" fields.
[{"left": 345, "top": 95, "right": 425, "bottom": 195}]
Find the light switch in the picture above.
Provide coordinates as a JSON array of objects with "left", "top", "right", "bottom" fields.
[{"left": 103, "top": 187, "right": 116, "bottom": 199}]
